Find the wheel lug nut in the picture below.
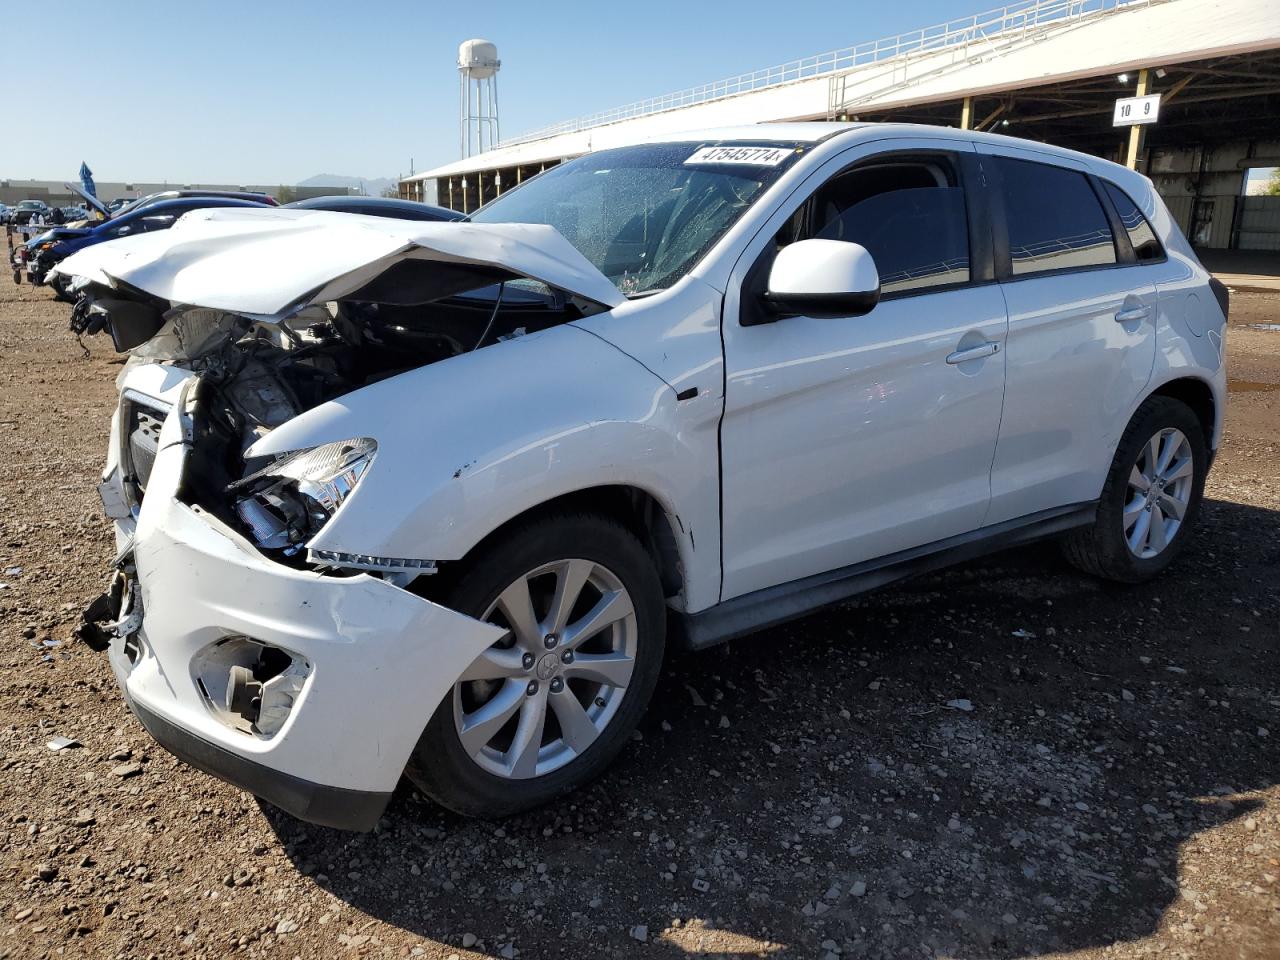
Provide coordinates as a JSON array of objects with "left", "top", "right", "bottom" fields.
[
  {"left": 543, "top": 633, "right": 558, "bottom": 649},
  {"left": 550, "top": 677, "right": 564, "bottom": 693},
  {"left": 561, "top": 650, "right": 574, "bottom": 664},
  {"left": 522, "top": 653, "right": 535, "bottom": 670},
  {"left": 527, "top": 681, "right": 539, "bottom": 696}
]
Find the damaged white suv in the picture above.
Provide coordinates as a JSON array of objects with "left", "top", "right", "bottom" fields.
[{"left": 60, "top": 124, "right": 1227, "bottom": 829}]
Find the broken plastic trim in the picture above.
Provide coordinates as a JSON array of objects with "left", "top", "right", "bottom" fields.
[
  {"left": 306, "top": 550, "right": 438, "bottom": 581},
  {"left": 77, "top": 568, "right": 142, "bottom": 656}
]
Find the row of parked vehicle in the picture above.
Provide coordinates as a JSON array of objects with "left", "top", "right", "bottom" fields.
[
  {"left": 48, "top": 124, "right": 1227, "bottom": 833},
  {"left": 4, "top": 200, "right": 102, "bottom": 224},
  {"left": 10, "top": 188, "right": 461, "bottom": 299},
  {"left": 1, "top": 199, "right": 89, "bottom": 225}
]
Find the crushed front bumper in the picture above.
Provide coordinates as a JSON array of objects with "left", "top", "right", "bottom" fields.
[
  {"left": 99, "top": 385, "right": 502, "bottom": 830},
  {"left": 26, "top": 256, "right": 50, "bottom": 286}
]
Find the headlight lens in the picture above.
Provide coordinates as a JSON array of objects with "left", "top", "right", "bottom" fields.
[
  {"left": 269, "top": 437, "right": 376, "bottom": 509},
  {"left": 232, "top": 438, "right": 376, "bottom": 552}
]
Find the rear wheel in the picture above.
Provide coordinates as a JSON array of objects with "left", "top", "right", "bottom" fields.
[
  {"left": 1063, "top": 396, "right": 1206, "bottom": 582},
  {"left": 406, "top": 513, "right": 665, "bottom": 818}
]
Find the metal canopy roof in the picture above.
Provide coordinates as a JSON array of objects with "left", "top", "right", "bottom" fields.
[{"left": 407, "top": 0, "right": 1280, "bottom": 184}]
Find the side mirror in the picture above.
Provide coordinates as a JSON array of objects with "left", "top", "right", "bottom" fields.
[{"left": 764, "top": 238, "right": 880, "bottom": 318}]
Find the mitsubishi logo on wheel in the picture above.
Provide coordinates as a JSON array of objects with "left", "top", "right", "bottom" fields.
[{"left": 535, "top": 653, "right": 560, "bottom": 681}]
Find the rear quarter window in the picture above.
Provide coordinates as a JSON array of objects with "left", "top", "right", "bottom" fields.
[{"left": 1102, "top": 181, "right": 1164, "bottom": 262}]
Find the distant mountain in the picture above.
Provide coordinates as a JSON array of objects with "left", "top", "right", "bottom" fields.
[{"left": 298, "top": 173, "right": 398, "bottom": 197}]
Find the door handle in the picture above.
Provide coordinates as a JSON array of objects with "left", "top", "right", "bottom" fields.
[
  {"left": 1114, "top": 305, "right": 1151, "bottom": 323},
  {"left": 945, "top": 341, "right": 1000, "bottom": 364}
]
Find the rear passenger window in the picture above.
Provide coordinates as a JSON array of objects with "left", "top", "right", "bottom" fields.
[
  {"left": 809, "top": 160, "right": 970, "bottom": 294},
  {"left": 996, "top": 157, "right": 1117, "bottom": 276},
  {"left": 1103, "top": 181, "right": 1163, "bottom": 262}
]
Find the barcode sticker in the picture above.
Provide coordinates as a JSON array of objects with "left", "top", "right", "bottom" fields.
[{"left": 684, "top": 145, "right": 792, "bottom": 167}]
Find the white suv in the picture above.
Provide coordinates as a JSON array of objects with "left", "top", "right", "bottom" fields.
[{"left": 61, "top": 123, "right": 1227, "bottom": 829}]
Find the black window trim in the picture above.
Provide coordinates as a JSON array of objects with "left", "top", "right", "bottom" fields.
[
  {"left": 985, "top": 153, "right": 1159, "bottom": 285},
  {"left": 1090, "top": 174, "right": 1137, "bottom": 265},
  {"left": 1095, "top": 177, "right": 1168, "bottom": 267},
  {"left": 739, "top": 147, "right": 992, "bottom": 326}
]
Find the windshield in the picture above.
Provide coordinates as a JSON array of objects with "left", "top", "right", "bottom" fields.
[
  {"left": 469, "top": 142, "right": 803, "bottom": 295},
  {"left": 112, "top": 193, "right": 161, "bottom": 217}
]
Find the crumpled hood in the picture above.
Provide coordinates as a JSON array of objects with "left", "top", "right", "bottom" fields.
[
  {"left": 27, "top": 227, "right": 91, "bottom": 247},
  {"left": 52, "top": 206, "right": 625, "bottom": 314}
]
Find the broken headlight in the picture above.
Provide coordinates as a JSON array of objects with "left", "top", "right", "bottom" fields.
[{"left": 231, "top": 438, "right": 376, "bottom": 552}]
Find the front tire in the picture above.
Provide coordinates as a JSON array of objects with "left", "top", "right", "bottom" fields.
[
  {"left": 406, "top": 512, "right": 665, "bottom": 818},
  {"left": 49, "top": 274, "right": 75, "bottom": 303},
  {"left": 1063, "top": 396, "right": 1207, "bottom": 583}
]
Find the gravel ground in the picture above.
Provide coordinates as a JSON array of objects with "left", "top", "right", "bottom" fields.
[{"left": 0, "top": 273, "right": 1276, "bottom": 960}]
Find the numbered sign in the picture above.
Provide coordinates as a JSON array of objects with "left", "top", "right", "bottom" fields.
[{"left": 1113, "top": 94, "right": 1161, "bottom": 127}]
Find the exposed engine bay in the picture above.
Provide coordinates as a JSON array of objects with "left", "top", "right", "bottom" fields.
[{"left": 82, "top": 277, "right": 599, "bottom": 572}]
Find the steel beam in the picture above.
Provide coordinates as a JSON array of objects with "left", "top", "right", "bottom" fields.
[{"left": 1125, "top": 68, "right": 1151, "bottom": 171}]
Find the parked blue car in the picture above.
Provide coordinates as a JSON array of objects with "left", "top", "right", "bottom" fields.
[
  {"left": 21, "top": 195, "right": 272, "bottom": 300},
  {"left": 283, "top": 194, "right": 462, "bottom": 222}
]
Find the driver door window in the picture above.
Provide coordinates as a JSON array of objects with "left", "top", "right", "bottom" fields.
[
  {"left": 138, "top": 214, "right": 177, "bottom": 233},
  {"left": 805, "top": 159, "right": 971, "bottom": 294},
  {"left": 741, "top": 157, "right": 975, "bottom": 325}
]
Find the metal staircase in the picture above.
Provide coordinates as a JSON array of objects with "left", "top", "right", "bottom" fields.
[
  {"left": 826, "top": 0, "right": 1172, "bottom": 119},
  {"left": 501, "top": 0, "right": 1173, "bottom": 148}
]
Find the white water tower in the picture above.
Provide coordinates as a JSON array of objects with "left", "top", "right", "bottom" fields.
[{"left": 458, "top": 38, "right": 501, "bottom": 158}]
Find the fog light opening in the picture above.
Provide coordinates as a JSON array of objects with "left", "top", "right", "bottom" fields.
[
  {"left": 194, "top": 637, "right": 311, "bottom": 738},
  {"left": 226, "top": 664, "right": 263, "bottom": 725}
]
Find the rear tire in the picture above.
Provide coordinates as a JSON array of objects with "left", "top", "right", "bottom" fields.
[
  {"left": 1062, "top": 396, "right": 1206, "bottom": 583},
  {"left": 406, "top": 512, "right": 665, "bottom": 818}
]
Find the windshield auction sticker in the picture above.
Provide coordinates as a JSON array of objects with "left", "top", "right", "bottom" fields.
[{"left": 684, "top": 145, "right": 792, "bottom": 167}]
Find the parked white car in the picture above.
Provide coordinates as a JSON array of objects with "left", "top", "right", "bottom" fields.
[{"left": 57, "top": 123, "right": 1227, "bottom": 830}]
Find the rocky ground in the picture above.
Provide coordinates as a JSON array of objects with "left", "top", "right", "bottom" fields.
[{"left": 0, "top": 269, "right": 1276, "bottom": 960}]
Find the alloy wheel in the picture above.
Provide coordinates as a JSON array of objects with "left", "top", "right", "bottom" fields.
[
  {"left": 452, "top": 559, "right": 638, "bottom": 779},
  {"left": 1123, "top": 427, "right": 1194, "bottom": 559}
]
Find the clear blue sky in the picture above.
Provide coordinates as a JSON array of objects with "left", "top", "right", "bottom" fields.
[{"left": 2, "top": 0, "right": 970, "bottom": 185}]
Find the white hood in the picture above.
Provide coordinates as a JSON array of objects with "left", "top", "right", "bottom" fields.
[{"left": 52, "top": 207, "right": 625, "bottom": 314}]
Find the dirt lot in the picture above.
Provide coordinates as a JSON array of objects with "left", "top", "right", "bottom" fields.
[{"left": 0, "top": 275, "right": 1276, "bottom": 960}]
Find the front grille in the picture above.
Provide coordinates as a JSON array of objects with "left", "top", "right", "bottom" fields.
[{"left": 123, "top": 400, "right": 166, "bottom": 503}]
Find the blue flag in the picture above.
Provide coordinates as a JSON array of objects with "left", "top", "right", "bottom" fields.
[{"left": 79, "top": 162, "right": 97, "bottom": 199}]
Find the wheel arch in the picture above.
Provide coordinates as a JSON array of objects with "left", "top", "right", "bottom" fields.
[
  {"left": 424, "top": 484, "right": 688, "bottom": 609},
  {"left": 1146, "top": 376, "right": 1217, "bottom": 449}
]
